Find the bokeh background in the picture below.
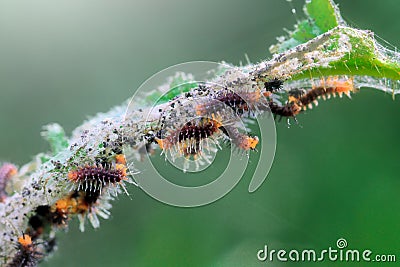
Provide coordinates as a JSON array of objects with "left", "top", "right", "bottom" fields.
[{"left": 1, "top": 0, "right": 400, "bottom": 266}]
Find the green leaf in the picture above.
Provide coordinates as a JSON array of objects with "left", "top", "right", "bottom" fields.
[
  {"left": 306, "top": 0, "right": 341, "bottom": 33},
  {"left": 259, "top": 26, "right": 400, "bottom": 93},
  {"left": 270, "top": 0, "right": 342, "bottom": 54},
  {"left": 293, "top": 27, "right": 400, "bottom": 82},
  {"left": 41, "top": 123, "right": 69, "bottom": 155}
]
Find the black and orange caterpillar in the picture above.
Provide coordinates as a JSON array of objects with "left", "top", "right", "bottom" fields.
[
  {"left": 266, "top": 76, "right": 357, "bottom": 120},
  {"left": 7, "top": 234, "right": 43, "bottom": 267}
]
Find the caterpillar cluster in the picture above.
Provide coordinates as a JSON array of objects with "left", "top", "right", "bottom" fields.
[
  {"left": 142, "top": 84, "right": 264, "bottom": 166},
  {"left": 141, "top": 75, "right": 356, "bottom": 164},
  {"left": 2, "top": 154, "right": 133, "bottom": 266},
  {"left": 1, "top": 69, "right": 359, "bottom": 266}
]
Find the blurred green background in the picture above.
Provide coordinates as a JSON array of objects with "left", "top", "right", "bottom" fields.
[{"left": 1, "top": 0, "right": 400, "bottom": 266}]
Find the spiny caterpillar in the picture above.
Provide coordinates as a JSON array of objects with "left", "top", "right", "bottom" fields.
[
  {"left": 148, "top": 83, "right": 267, "bottom": 165},
  {"left": 195, "top": 88, "right": 267, "bottom": 117},
  {"left": 155, "top": 117, "right": 223, "bottom": 158},
  {"left": 67, "top": 163, "right": 129, "bottom": 195},
  {"left": 59, "top": 156, "right": 132, "bottom": 231},
  {"left": 24, "top": 154, "right": 132, "bottom": 237},
  {"left": 7, "top": 234, "right": 43, "bottom": 267},
  {"left": 289, "top": 76, "right": 356, "bottom": 110},
  {"left": 267, "top": 76, "right": 357, "bottom": 120}
]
